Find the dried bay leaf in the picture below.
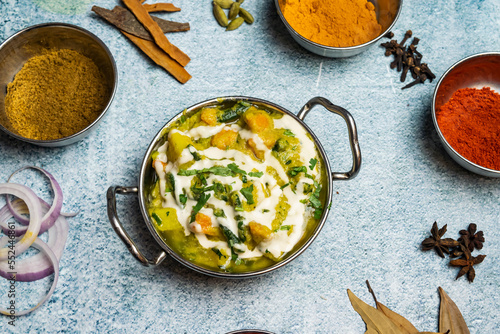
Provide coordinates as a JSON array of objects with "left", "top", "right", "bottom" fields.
[
  {"left": 347, "top": 289, "right": 403, "bottom": 334},
  {"left": 439, "top": 287, "right": 470, "bottom": 334},
  {"left": 92, "top": 6, "right": 190, "bottom": 41},
  {"left": 376, "top": 302, "right": 419, "bottom": 334}
]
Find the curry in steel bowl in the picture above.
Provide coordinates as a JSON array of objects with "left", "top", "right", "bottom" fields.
[{"left": 145, "top": 99, "right": 328, "bottom": 272}]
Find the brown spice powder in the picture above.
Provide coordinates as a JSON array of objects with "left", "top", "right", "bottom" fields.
[{"left": 5, "top": 49, "right": 108, "bottom": 140}]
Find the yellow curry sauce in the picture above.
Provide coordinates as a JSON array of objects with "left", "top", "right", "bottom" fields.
[{"left": 147, "top": 101, "right": 326, "bottom": 272}]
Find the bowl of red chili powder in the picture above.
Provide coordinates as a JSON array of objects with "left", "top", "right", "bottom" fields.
[{"left": 432, "top": 52, "right": 500, "bottom": 177}]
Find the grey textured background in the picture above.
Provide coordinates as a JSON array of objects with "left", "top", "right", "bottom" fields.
[{"left": 0, "top": 0, "right": 499, "bottom": 333}]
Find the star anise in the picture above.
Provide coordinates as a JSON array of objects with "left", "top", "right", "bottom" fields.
[
  {"left": 458, "top": 223, "right": 484, "bottom": 252},
  {"left": 449, "top": 246, "right": 486, "bottom": 283},
  {"left": 421, "top": 222, "right": 460, "bottom": 258}
]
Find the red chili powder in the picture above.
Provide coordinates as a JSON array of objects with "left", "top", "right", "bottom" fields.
[{"left": 436, "top": 87, "right": 500, "bottom": 171}]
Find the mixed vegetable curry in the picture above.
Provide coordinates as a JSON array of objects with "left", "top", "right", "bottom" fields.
[{"left": 147, "top": 100, "right": 327, "bottom": 272}]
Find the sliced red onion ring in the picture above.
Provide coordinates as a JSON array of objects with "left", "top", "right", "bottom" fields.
[
  {"left": 0, "top": 238, "right": 59, "bottom": 317},
  {"left": 0, "top": 199, "right": 51, "bottom": 237},
  {"left": 6, "top": 166, "right": 63, "bottom": 231},
  {"left": 0, "top": 183, "right": 42, "bottom": 260},
  {"left": 0, "top": 203, "right": 68, "bottom": 281}
]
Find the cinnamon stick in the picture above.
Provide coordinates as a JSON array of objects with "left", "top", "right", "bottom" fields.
[
  {"left": 143, "top": 3, "right": 181, "bottom": 12},
  {"left": 92, "top": 6, "right": 189, "bottom": 41},
  {"left": 122, "top": 0, "right": 190, "bottom": 67},
  {"left": 122, "top": 31, "right": 191, "bottom": 84}
]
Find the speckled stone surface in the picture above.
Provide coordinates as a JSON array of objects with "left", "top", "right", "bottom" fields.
[{"left": 0, "top": 0, "right": 499, "bottom": 333}]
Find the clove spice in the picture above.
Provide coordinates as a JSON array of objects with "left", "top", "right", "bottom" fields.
[{"left": 381, "top": 30, "right": 435, "bottom": 89}]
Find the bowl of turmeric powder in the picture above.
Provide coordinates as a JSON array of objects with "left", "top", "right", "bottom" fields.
[
  {"left": 0, "top": 23, "right": 117, "bottom": 147},
  {"left": 432, "top": 52, "right": 500, "bottom": 177},
  {"left": 275, "top": 0, "right": 402, "bottom": 58}
]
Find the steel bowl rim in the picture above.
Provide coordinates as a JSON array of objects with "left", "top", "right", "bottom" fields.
[
  {"left": 431, "top": 51, "right": 500, "bottom": 175},
  {"left": 0, "top": 22, "right": 118, "bottom": 146},
  {"left": 274, "top": 0, "right": 404, "bottom": 52},
  {"left": 138, "top": 96, "right": 334, "bottom": 278}
]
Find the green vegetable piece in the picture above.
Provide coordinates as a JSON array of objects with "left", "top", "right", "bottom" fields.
[
  {"left": 240, "top": 184, "right": 254, "bottom": 204},
  {"left": 303, "top": 183, "right": 313, "bottom": 194},
  {"left": 214, "top": 0, "right": 234, "bottom": 9},
  {"left": 272, "top": 138, "right": 289, "bottom": 152},
  {"left": 190, "top": 193, "right": 211, "bottom": 222},
  {"left": 288, "top": 166, "right": 307, "bottom": 177},
  {"left": 280, "top": 225, "right": 291, "bottom": 231},
  {"left": 152, "top": 212, "right": 163, "bottom": 226},
  {"left": 231, "top": 192, "right": 244, "bottom": 211},
  {"left": 189, "top": 146, "right": 201, "bottom": 161},
  {"left": 179, "top": 193, "right": 187, "bottom": 206},
  {"left": 309, "top": 158, "right": 317, "bottom": 170},
  {"left": 283, "top": 129, "right": 295, "bottom": 137},
  {"left": 226, "top": 17, "right": 245, "bottom": 31},
  {"left": 217, "top": 101, "right": 250, "bottom": 122},
  {"left": 214, "top": 208, "right": 226, "bottom": 218},
  {"left": 165, "top": 173, "right": 175, "bottom": 193},
  {"left": 314, "top": 208, "right": 323, "bottom": 220},
  {"left": 280, "top": 182, "right": 290, "bottom": 190},
  {"left": 239, "top": 7, "right": 254, "bottom": 24},
  {"left": 212, "top": 247, "right": 226, "bottom": 259},
  {"left": 220, "top": 225, "right": 241, "bottom": 247},
  {"left": 228, "top": 2, "right": 240, "bottom": 20},
  {"left": 213, "top": 2, "right": 228, "bottom": 27},
  {"left": 248, "top": 171, "right": 263, "bottom": 178}
]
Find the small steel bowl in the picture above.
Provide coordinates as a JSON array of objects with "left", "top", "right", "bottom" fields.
[
  {"left": 107, "top": 96, "right": 362, "bottom": 278},
  {"left": 0, "top": 23, "right": 117, "bottom": 147},
  {"left": 226, "top": 330, "right": 275, "bottom": 334},
  {"left": 275, "top": 0, "right": 403, "bottom": 58},
  {"left": 431, "top": 52, "right": 500, "bottom": 177}
]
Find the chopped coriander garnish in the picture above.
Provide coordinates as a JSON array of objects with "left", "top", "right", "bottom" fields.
[
  {"left": 280, "top": 225, "right": 291, "bottom": 231},
  {"left": 212, "top": 248, "right": 225, "bottom": 259},
  {"left": 213, "top": 208, "right": 226, "bottom": 218},
  {"left": 179, "top": 163, "right": 247, "bottom": 178},
  {"left": 152, "top": 213, "right": 162, "bottom": 226},
  {"left": 240, "top": 184, "right": 254, "bottom": 205},
  {"left": 262, "top": 209, "right": 269, "bottom": 213},
  {"left": 227, "top": 163, "right": 247, "bottom": 175},
  {"left": 283, "top": 129, "right": 295, "bottom": 137},
  {"left": 248, "top": 171, "right": 263, "bottom": 178},
  {"left": 309, "top": 158, "right": 317, "bottom": 170},
  {"left": 280, "top": 182, "right": 290, "bottom": 190},
  {"left": 165, "top": 173, "right": 175, "bottom": 193},
  {"left": 288, "top": 166, "right": 308, "bottom": 177},
  {"left": 242, "top": 174, "right": 248, "bottom": 183},
  {"left": 285, "top": 160, "right": 292, "bottom": 165},
  {"left": 180, "top": 115, "right": 186, "bottom": 123},
  {"left": 221, "top": 225, "right": 241, "bottom": 248},
  {"left": 314, "top": 208, "right": 323, "bottom": 220},
  {"left": 179, "top": 193, "right": 187, "bottom": 206},
  {"left": 189, "top": 193, "right": 211, "bottom": 222}
]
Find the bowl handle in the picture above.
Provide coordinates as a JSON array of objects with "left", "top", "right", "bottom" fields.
[
  {"left": 106, "top": 186, "right": 167, "bottom": 266},
  {"left": 297, "top": 97, "right": 361, "bottom": 180}
]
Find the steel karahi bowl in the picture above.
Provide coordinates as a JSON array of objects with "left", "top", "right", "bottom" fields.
[
  {"left": 0, "top": 22, "right": 117, "bottom": 147},
  {"left": 432, "top": 52, "right": 500, "bottom": 177},
  {"left": 107, "top": 96, "right": 362, "bottom": 278},
  {"left": 275, "top": 0, "right": 403, "bottom": 58}
]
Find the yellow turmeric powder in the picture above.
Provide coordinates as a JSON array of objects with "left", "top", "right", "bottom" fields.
[{"left": 280, "top": 0, "right": 382, "bottom": 48}]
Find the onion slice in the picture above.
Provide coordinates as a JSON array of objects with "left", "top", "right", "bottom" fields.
[
  {"left": 0, "top": 238, "right": 59, "bottom": 316},
  {"left": 6, "top": 166, "right": 63, "bottom": 231},
  {"left": 0, "top": 203, "right": 68, "bottom": 281},
  {"left": 0, "top": 183, "right": 42, "bottom": 260}
]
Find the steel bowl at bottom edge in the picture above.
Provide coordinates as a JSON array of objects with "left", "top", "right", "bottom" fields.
[
  {"left": 226, "top": 330, "right": 275, "bottom": 334},
  {"left": 107, "top": 96, "right": 362, "bottom": 278}
]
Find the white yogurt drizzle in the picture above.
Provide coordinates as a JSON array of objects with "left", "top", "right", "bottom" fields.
[{"left": 153, "top": 114, "right": 320, "bottom": 260}]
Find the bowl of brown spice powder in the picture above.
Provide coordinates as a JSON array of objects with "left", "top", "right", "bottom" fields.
[
  {"left": 0, "top": 22, "right": 117, "bottom": 147},
  {"left": 432, "top": 52, "right": 500, "bottom": 177},
  {"left": 275, "top": 0, "right": 403, "bottom": 58}
]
